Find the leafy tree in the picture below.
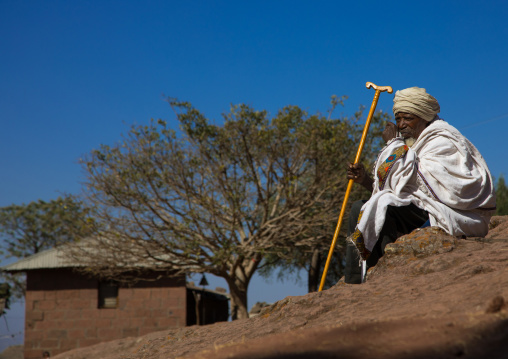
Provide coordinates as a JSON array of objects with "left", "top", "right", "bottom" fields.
[
  {"left": 496, "top": 174, "right": 508, "bottom": 215},
  {"left": 73, "top": 97, "right": 387, "bottom": 319},
  {"left": 0, "top": 195, "right": 93, "bottom": 298}
]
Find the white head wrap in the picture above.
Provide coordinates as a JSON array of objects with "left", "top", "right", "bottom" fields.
[{"left": 392, "top": 87, "right": 440, "bottom": 122}]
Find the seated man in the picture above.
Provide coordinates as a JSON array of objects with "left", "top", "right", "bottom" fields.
[{"left": 344, "top": 86, "right": 496, "bottom": 284}]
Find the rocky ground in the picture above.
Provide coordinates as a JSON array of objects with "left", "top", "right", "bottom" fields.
[{"left": 31, "top": 217, "right": 508, "bottom": 358}]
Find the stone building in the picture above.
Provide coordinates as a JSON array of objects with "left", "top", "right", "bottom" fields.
[{"left": 3, "top": 247, "right": 229, "bottom": 359}]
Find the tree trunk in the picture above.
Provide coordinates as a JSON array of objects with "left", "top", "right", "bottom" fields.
[
  {"left": 228, "top": 281, "right": 249, "bottom": 320},
  {"left": 307, "top": 248, "right": 321, "bottom": 293},
  {"left": 224, "top": 256, "right": 259, "bottom": 320}
]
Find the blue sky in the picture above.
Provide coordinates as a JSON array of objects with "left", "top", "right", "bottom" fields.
[{"left": 1, "top": 0, "right": 508, "bottom": 351}]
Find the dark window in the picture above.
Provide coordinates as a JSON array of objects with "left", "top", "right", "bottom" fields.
[{"left": 98, "top": 282, "right": 118, "bottom": 309}]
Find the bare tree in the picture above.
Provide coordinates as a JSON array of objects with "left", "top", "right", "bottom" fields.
[{"left": 71, "top": 97, "right": 387, "bottom": 319}]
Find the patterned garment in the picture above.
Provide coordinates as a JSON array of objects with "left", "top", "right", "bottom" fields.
[
  {"left": 349, "top": 210, "right": 370, "bottom": 259},
  {"left": 376, "top": 144, "right": 409, "bottom": 191}
]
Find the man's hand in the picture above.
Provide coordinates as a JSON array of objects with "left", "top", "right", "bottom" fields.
[
  {"left": 382, "top": 122, "right": 398, "bottom": 143},
  {"left": 347, "top": 162, "right": 367, "bottom": 183},
  {"left": 347, "top": 162, "right": 374, "bottom": 193}
]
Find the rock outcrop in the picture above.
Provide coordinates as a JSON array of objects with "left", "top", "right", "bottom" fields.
[{"left": 54, "top": 217, "right": 508, "bottom": 359}]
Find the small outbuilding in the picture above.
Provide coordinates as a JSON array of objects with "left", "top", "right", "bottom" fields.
[{"left": 3, "top": 246, "right": 229, "bottom": 359}]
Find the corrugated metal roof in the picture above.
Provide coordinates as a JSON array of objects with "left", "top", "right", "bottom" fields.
[
  {"left": 2, "top": 246, "right": 80, "bottom": 271},
  {"left": 2, "top": 238, "right": 200, "bottom": 272}
]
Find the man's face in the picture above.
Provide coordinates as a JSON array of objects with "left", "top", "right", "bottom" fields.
[{"left": 395, "top": 112, "right": 428, "bottom": 140}]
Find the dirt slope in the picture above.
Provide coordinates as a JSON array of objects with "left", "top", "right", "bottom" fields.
[{"left": 54, "top": 217, "right": 508, "bottom": 359}]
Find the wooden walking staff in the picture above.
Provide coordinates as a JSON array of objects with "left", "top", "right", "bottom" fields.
[{"left": 318, "top": 82, "right": 393, "bottom": 292}]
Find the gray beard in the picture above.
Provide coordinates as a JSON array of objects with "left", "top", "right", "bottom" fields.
[{"left": 404, "top": 137, "right": 416, "bottom": 148}]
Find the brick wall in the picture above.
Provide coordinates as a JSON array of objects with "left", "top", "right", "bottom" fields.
[{"left": 24, "top": 268, "right": 186, "bottom": 359}]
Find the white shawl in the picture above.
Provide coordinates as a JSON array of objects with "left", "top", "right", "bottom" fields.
[{"left": 350, "top": 119, "right": 496, "bottom": 259}]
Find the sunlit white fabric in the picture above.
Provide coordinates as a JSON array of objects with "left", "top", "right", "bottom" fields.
[{"left": 353, "top": 119, "right": 496, "bottom": 255}]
